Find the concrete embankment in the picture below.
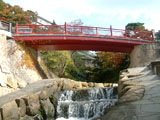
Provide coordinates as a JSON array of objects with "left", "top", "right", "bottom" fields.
[{"left": 130, "top": 43, "right": 160, "bottom": 67}]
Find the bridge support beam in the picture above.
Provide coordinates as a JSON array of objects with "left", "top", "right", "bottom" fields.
[{"left": 29, "top": 44, "right": 134, "bottom": 53}]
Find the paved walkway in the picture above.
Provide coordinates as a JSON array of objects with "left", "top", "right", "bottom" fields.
[{"left": 98, "top": 66, "right": 160, "bottom": 120}]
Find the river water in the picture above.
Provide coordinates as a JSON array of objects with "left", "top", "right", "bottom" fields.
[{"left": 56, "top": 87, "right": 118, "bottom": 120}]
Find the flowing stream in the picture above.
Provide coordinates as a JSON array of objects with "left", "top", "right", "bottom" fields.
[{"left": 56, "top": 87, "right": 118, "bottom": 120}]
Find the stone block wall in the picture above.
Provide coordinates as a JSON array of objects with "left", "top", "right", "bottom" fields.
[
  {"left": 0, "top": 78, "right": 118, "bottom": 120},
  {"left": 130, "top": 43, "right": 160, "bottom": 68}
]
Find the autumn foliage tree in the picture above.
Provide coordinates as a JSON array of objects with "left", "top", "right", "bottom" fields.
[
  {"left": 125, "top": 22, "right": 153, "bottom": 40},
  {"left": 0, "top": 0, "right": 37, "bottom": 25},
  {"left": 89, "top": 52, "right": 129, "bottom": 83}
]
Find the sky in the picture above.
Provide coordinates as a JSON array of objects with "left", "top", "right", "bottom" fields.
[{"left": 3, "top": 0, "right": 160, "bottom": 31}]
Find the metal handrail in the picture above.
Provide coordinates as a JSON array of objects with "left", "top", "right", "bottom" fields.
[{"left": 15, "top": 23, "right": 154, "bottom": 41}]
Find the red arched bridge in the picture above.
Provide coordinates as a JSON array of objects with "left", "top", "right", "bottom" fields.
[{"left": 13, "top": 23, "right": 154, "bottom": 53}]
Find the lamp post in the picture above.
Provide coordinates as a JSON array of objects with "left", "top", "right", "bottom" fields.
[
  {"left": 10, "top": 9, "right": 14, "bottom": 33},
  {"left": 11, "top": 9, "right": 14, "bottom": 23}
]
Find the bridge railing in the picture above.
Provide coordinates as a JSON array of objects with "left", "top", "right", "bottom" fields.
[
  {"left": 15, "top": 23, "right": 154, "bottom": 41},
  {"left": 0, "top": 20, "right": 12, "bottom": 32}
]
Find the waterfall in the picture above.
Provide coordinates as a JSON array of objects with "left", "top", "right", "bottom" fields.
[{"left": 56, "top": 87, "right": 118, "bottom": 120}]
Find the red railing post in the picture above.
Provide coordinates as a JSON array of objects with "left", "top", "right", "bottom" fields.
[
  {"left": 65, "top": 22, "right": 67, "bottom": 34},
  {"left": 49, "top": 26, "right": 51, "bottom": 33},
  {"left": 110, "top": 25, "right": 113, "bottom": 36},
  {"left": 16, "top": 23, "right": 18, "bottom": 34},
  {"left": 96, "top": 27, "right": 98, "bottom": 36},
  {"left": 151, "top": 31, "right": 154, "bottom": 41},
  {"left": 81, "top": 26, "right": 83, "bottom": 34},
  {"left": 32, "top": 25, "right": 34, "bottom": 34}
]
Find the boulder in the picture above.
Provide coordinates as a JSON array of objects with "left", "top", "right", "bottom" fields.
[
  {"left": 15, "top": 99, "right": 26, "bottom": 117},
  {"left": 63, "top": 79, "right": 74, "bottom": 90},
  {"left": 103, "top": 83, "right": 110, "bottom": 87},
  {"left": 112, "top": 83, "right": 118, "bottom": 87},
  {"left": 1, "top": 101, "right": 20, "bottom": 120},
  {"left": 40, "top": 99, "right": 55, "bottom": 119},
  {"left": 74, "top": 82, "right": 82, "bottom": 89},
  {"left": 23, "top": 94, "right": 40, "bottom": 116},
  {"left": 118, "top": 85, "right": 145, "bottom": 104},
  {"left": 55, "top": 79, "right": 63, "bottom": 90},
  {"left": 121, "top": 76, "right": 129, "bottom": 81},
  {"left": 94, "top": 83, "right": 104, "bottom": 88},
  {"left": 39, "top": 83, "right": 58, "bottom": 100},
  {"left": 20, "top": 115, "right": 34, "bottom": 120},
  {"left": 88, "top": 82, "right": 94, "bottom": 87},
  {"left": 81, "top": 82, "right": 88, "bottom": 88}
]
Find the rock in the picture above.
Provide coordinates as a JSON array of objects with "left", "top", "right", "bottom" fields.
[
  {"left": 33, "top": 114, "right": 43, "bottom": 120},
  {"left": 49, "top": 95, "right": 57, "bottom": 106},
  {"left": 119, "top": 86, "right": 131, "bottom": 97},
  {"left": 0, "top": 72, "right": 7, "bottom": 87},
  {"left": 63, "top": 79, "right": 74, "bottom": 90},
  {"left": 94, "top": 83, "right": 104, "bottom": 88},
  {"left": 88, "top": 82, "right": 94, "bottom": 87},
  {"left": 15, "top": 99, "right": 26, "bottom": 117},
  {"left": 17, "top": 80, "right": 28, "bottom": 88},
  {"left": 112, "top": 83, "right": 118, "bottom": 87},
  {"left": 123, "top": 81, "right": 141, "bottom": 86},
  {"left": 6, "top": 76, "right": 18, "bottom": 89},
  {"left": 81, "top": 82, "right": 88, "bottom": 87},
  {"left": 55, "top": 79, "right": 63, "bottom": 90},
  {"left": 121, "top": 76, "right": 129, "bottom": 81},
  {"left": 1, "top": 101, "right": 20, "bottom": 120},
  {"left": 118, "top": 86, "right": 145, "bottom": 104},
  {"left": 39, "top": 83, "right": 58, "bottom": 100},
  {"left": 118, "top": 93, "right": 143, "bottom": 104},
  {"left": 20, "top": 115, "right": 34, "bottom": 120},
  {"left": 23, "top": 94, "right": 40, "bottom": 116},
  {"left": 74, "top": 82, "right": 82, "bottom": 89},
  {"left": 40, "top": 99, "right": 55, "bottom": 119},
  {"left": 127, "top": 73, "right": 144, "bottom": 78},
  {"left": 103, "top": 83, "right": 109, "bottom": 87},
  {"left": 0, "top": 64, "right": 10, "bottom": 74}
]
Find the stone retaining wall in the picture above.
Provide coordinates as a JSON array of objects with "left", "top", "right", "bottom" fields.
[
  {"left": 0, "top": 78, "right": 117, "bottom": 120},
  {"left": 130, "top": 43, "right": 160, "bottom": 68}
]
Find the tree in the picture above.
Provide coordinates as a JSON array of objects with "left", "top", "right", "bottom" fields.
[
  {"left": 52, "top": 20, "right": 56, "bottom": 25},
  {"left": 125, "top": 22, "right": 145, "bottom": 31},
  {"left": 0, "top": 0, "right": 7, "bottom": 11},
  {"left": 41, "top": 51, "right": 74, "bottom": 77},
  {"left": 125, "top": 22, "right": 152, "bottom": 40},
  {"left": 155, "top": 30, "right": 160, "bottom": 41},
  {"left": 89, "top": 52, "right": 129, "bottom": 83},
  {"left": 0, "top": 0, "right": 38, "bottom": 25}
]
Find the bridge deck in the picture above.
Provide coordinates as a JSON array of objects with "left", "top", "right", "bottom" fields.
[{"left": 13, "top": 24, "right": 154, "bottom": 53}]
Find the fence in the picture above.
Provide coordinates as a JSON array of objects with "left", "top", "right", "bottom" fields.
[{"left": 0, "top": 20, "right": 12, "bottom": 32}]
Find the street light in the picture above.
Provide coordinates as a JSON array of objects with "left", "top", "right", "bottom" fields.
[
  {"left": 11, "top": 9, "right": 14, "bottom": 23},
  {"left": 10, "top": 9, "right": 14, "bottom": 33}
]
